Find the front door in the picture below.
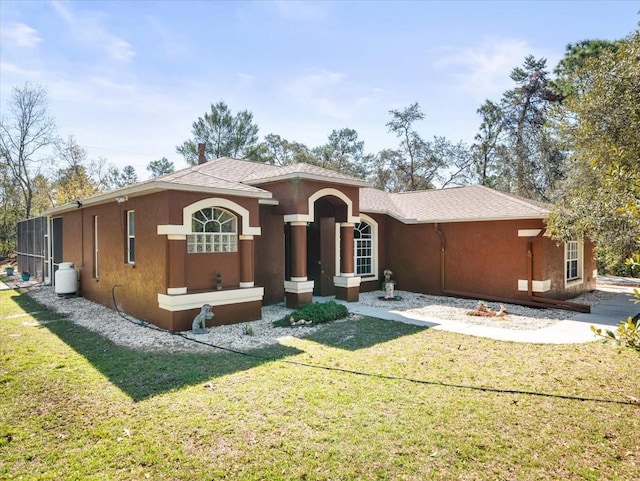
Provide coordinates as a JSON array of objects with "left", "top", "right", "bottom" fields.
[
  {"left": 319, "top": 217, "right": 336, "bottom": 296},
  {"left": 307, "top": 216, "right": 336, "bottom": 296}
]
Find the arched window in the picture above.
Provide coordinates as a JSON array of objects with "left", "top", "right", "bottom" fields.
[
  {"left": 354, "top": 221, "right": 373, "bottom": 276},
  {"left": 187, "top": 207, "right": 238, "bottom": 253}
]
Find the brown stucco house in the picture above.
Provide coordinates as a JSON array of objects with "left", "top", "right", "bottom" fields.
[{"left": 42, "top": 153, "right": 596, "bottom": 331}]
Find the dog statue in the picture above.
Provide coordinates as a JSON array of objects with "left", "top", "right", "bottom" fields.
[{"left": 192, "top": 304, "right": 213, "bottom": 334}]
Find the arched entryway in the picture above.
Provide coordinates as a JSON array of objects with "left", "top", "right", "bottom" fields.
[
  {"left": 283, "top": 188, "right": 362, "bottom": 308},
  {"left": 307, "top": 196, "right": 348, "bottom": 296}
]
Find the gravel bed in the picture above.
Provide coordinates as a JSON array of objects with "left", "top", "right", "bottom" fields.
[
  {"left": 26, "top": 286, "right": 315, "bottom": 353},
  {"left": 23, "top": 285, "right": 618, "bottom": 352},
  {"left": 357, "top": 289, "right": 617, "bottom": 330}
]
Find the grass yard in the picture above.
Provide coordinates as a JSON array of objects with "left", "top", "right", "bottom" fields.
[{"left": 1, "top": 288, "right": 639, "bottom": 480}]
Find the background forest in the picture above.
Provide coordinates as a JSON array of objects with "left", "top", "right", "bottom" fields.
[{"left": 1, "top": 30, "right": 638, "bottom": 275}]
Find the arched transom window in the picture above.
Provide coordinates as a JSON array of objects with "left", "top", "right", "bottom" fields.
[
  {"left": 354, "top": 221, "right": 373, "bottom": 276},
  {"left": 187, "top": 207, "right": 238, "bottom": 253}
]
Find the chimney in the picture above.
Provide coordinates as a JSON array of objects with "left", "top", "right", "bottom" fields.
[{"left": 197, "top": 143, "right": 207, "bottom": 165}]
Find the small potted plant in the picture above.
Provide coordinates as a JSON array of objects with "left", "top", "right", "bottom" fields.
[
  {"left": 5, "top": 266, "right": 14, "bottom": 276},
  {"left": 21, "top": 270, "right": 31, "bottom": 281},
  {"left": 216, "top": 273, "right": 222, "bottom": 291}
]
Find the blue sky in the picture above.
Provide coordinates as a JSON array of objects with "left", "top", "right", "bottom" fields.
[{"left": 1, "top": 0, "right": 637, "bottom": 179}]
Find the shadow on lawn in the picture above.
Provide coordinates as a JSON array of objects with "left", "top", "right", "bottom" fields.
[
  {"left": 302, "top": 315, "right": 428, "bottom": 351},
  {"left": 10, "top": 291, "right": 428, "bottom": 401},
  {"left": 10, "top": 291, "right": 303, "bottom": 403}
]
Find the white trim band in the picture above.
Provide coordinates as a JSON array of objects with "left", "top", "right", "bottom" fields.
[
  {"left": 284, "top": 280, "right": 315, "bottom": 294},
  {"left": 284, "top": 188, "right": 360, "bottom": 224},
  {"left": 167, "top": 287, "right": 187, "bottom": 295},
  {"left": 239, "top": 281, "right": 255, "bottom": 288},
  {"left": 158, "top": 287, "right": 264, "bottom": 312},
  {"left": 518, "top": 229, "right": 542, "bottom": 237},
  {"left": 290, "top": 276, "right": 308, "bottom": 282},
  {"left": 518, "top": 279, "right": 552, "bottom": 293},
  {"left": 333, "top": 276, "right": 362, "bottom": 288}
]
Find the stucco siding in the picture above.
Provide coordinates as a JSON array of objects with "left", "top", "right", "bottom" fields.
[
  {"left": 541, "top": 236, "right": 597, "bottom": 299},
  {"left": 255, "top": 204, "right": 285, "bottom": 304},
  {"left": 440, "top": 219, "right": 543, "bottom": 299},
  {"left": 384, "top": 218, "right": 441, "bottom": 295}
]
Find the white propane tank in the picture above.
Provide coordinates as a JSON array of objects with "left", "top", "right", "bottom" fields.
[{"left": 55, "top": 262, "right": 78, "bottom": 296}]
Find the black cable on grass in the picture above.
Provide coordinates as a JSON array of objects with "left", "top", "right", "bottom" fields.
[{"left": 109, "top": 285, "right": 639, "bottom": 407}]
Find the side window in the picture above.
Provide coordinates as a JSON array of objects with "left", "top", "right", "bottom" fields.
[
  {"left": 187, "top": 207, "right": 238, "bottom": 253},
  {"left": 354, "top": 221, "right": 373, "bottom": 276},
  {"left": 127, "top": 210, "right": 135, "bottom": 264},
  {"left": 93, "top": 215, "right": 99, "bottom": 279},
  {"left": 565, "top": 240, "right": 583, "bottom": 284}
]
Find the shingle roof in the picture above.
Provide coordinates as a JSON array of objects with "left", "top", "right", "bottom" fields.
[
  {"left": 44, "top": 155, "right": 547, "bottom": 223},
  {"left": 155, "top": 157, "right": 369, "bottom": 187},
  {"left": 148, "top": 163, "right": 270, "bottom": 194},
  {"left": 242, "top": 161, "right": 371, "bottom": 186},
  {"left": 360, "top": 185, "right": 550, "bottom": 223},
  {"left": 44, "top": 157, "right": 370, "bottom": 215}
]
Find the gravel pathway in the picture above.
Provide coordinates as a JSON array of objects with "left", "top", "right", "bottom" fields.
[{"left": 24, "top": 286, "right": 617, "bottom": 353}]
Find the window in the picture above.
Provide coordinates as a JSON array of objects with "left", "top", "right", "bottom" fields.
[
  {"left": 354, "top": 221, "right": 373, "bottom": 276},
  {"left": 93, "top": 215, "right": 99, "bottom": 279},
  {"left": 127, "top": 210, "right": 135, "bottom": 264},
  {"left": 187, "top": 207, "right": 238, "bottom": 253},
  {"left": 565, "top": 240, "right": 582, "bottom": 283}
]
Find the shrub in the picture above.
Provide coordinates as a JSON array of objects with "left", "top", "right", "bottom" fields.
[
  {"left": 242, "top": 325, "right": 255, "bottom": 336},
  {"left": 273, "top": 301, "right": 349, "bottom": 327},
  {"left": 592, "top": 317, "right": 640, "bottom": 353}
]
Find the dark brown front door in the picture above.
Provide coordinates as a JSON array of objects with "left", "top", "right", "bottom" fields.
[
  {"left": 307, "top": 216, "right": 336, "bottom": 296},
  {"left": 319, "top": 217, "right": 336, "bottom": 296}
]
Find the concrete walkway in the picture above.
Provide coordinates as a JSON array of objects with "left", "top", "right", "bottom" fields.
[{"left": 316, "top": 288, "right": 640, "bottom": 345}]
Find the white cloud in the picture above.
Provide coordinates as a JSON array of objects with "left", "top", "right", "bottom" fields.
[
  {"left": 1, "top": 22, "right": 42, "bottom": 48},
  {"left": 50, "top": 0, "right": 75, "bottom": 23},
  {"left": 282, "top": 69, "right": 385, "bottom": 124},
  {"left": 284, "top": 70, "right": 349, "bottom": 119},
  {"left": 431, "top": 37, "right": 533, "bottom": 100},
  {"left": 236, "top": 72, "right": 256, "bottom": 88},
  {"left": 0, "top": 62, "right": 42, "bottom": 79},
  {"left": 107, "top": 37, "right": 135, "bottom": 62},
  {"left": 49, "top": 0, "right": 135, "bottom": 63}
]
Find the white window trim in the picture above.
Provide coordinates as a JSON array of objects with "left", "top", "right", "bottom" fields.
[
  {"left": 157, "top": 197, "right": 260, "bottom": 236},
  {"left": 357, "top": 214, "right": 378, "bottom": 281},
  {"left": 93, "top": 215, "right": 99, "bottom": 279},
  {"left": 334, "top": 213, "right": 379, "bottom": 282},
  {"left": 187, "top": 207, "right": 238, "bottom": 254},
  {"left": 127, "top": 210, "right": 135, "bottom": 264},
  {"left": 564, "top": 239, "right": 584, "bottom": 288}
]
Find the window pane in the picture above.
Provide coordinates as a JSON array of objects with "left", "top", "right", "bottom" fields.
[{"left": 188, "top": 208, "right": 238, "bottom": 254}]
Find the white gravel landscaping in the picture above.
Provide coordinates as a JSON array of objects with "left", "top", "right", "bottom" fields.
[
  {"left": 356, "top": 289, "right": 616, "bottom": 330},
  {"left": 23, "top": 285, "right": 617, "bottom": 353}
]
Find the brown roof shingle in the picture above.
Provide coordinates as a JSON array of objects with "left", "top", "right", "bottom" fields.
[{"left": 360, "top": 185, "right": 549, "bottom": 223}]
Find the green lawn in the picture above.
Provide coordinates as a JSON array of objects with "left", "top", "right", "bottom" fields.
[{"left": 1, "top": 288, "right": 639, "bottom": 480}]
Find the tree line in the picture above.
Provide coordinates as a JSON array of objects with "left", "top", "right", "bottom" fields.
[{"left": 1, "top": 30, "right": 638, "bottom": 274}]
